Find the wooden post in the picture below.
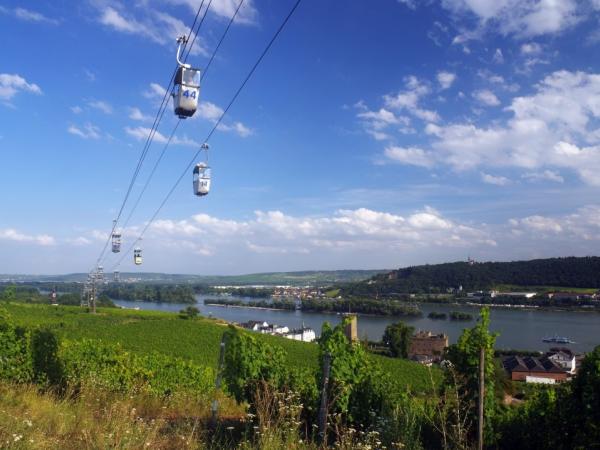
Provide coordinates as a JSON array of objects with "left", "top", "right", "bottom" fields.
[
  {"left": 477, "top": 347, "right": 485, "bottom": 450},
  {"left": 91, "top": 281, "right": 97, "bottom": 314},
  {"left": 317, "top": 352, "right": 331, "bottom": 445},
  {"left": 211, "top": 334, "right": 227, "bottom": 428}
]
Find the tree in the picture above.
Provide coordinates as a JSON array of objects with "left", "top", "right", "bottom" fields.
[
  {"left": 30, "top": 327, "right": 64, "bottom": 389},
  {"left": 1, "top": 285, "right": 16, "bottom": 302},
  {"left": 319, "top": 318, "right": 386, "bottom": 427},
  {"left": 570, "top": 345, "right": 600, "bottom": 447},
  {"left": 179, "top": 305, "right": 200, "bottom": 319},
  {"left": 222, "top": 326, "right": 287, "bottom": 404},
  {"left": 382, "top": 321, "right": 414, "bottom": 358},
  {"left": 444, "top": 307, "right": 498, "bottom": 444}
]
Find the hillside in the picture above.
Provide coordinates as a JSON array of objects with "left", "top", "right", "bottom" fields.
[
  {"left": 0, "top": 269, "right": 387, "bottom": 286},
  {"left": 3, "top": 303, "right": 437, "bottom": 394},
  {"left": 342, "top": 256, "right": 600, "bottom": 295}
]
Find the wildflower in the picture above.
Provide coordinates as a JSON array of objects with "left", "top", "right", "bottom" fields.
[
  {"left": 13, "top": 434, "right": 23, "bottom": 442},
  {"left": 24, "top": 419, "right": 32, "bottom": 427},
  {"left": 226, "top": 426, "right": 234, "bottom": 431}
]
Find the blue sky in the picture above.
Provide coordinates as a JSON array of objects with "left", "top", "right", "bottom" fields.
[{"left": 1, "top": 0, "right": 600, "bottom": 275}]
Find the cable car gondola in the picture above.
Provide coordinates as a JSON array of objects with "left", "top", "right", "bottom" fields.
[
  {"left": 193, "top": 143, "right": 211, "bottom": 196},
  {"left": 172, "top": 35, "right": 201, "bottom": 119},
  {"left": 134, "top": 247, "right": 143, "bottom": 266},
  {"left": 111, "top": 220, "right": 122, "bottom": 253}
]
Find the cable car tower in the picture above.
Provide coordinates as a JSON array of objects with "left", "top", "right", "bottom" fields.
[{"left": 172, "top": 35, "right": 201, "bottom": 119}]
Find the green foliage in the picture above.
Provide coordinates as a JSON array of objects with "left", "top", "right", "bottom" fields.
[
  {"left": 30, "top": 327, "right": 64, "bottom": 388},
  {"left": 61, "top": 339, "right": 214, "bottom": 396},
  {"left": 319, "top": 319, "right": 387, "bottom": 427},
  {"left": 496, "top": 346, "right": 600, "bottom": 450},
  {"left": 179, "top": 305, "right": 200, "bottom": 319},
  {"left": 303, "top": 298, "right": 421, "bottom": 316},
  {"left": 96, "top": 294, "right": 116, "bottom": 307},
  {"left": 382, "top": 321, "right": 414, "bottom": 358},
  {"left": 428, "top": 311, "right": 447, "bottom": 320},
  {"left": 1, "top": 285, "right": 16, "bottom": 302},
  {"left": 343, "top": 256, "right": 600, "bottom": 295},
  {"left": 57, "top": 293, "right": 81, "bottom": 305},
  {"left": 101, "top": 283, "right": 196, "bottom": 303},
  {"left": 449, "top": 311, "right": 473, "bottom": 321},
  {"left": 223, "top": 325, "right": 287, "bottom": 404},
  {"left": 570, "top": 345, "right": 600, "bottom": 446},
  {"left": 3, "top": 303, "right": 440, "bottom": 396},
  {"left": 445, "top": 307, "right": 498, "bottom": 443},
  {"left": 0, "top": 309, "right": 32, "bottom": 383}
]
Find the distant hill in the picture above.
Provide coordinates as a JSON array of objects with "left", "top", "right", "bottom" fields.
[
  {"left": 0, "top": 269, "right": 387, "bottom": 286},
  {"left": 341, "top": 257, "right": 600, "bottom": 295}
]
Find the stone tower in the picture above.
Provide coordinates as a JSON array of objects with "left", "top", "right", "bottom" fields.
[{"left": 343, "top": 314, "right": 358, "bottom": 342}]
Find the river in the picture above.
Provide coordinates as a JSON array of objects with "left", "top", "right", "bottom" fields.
[{"left": 113, "top": 294, "right": 600, "bottom": 353}]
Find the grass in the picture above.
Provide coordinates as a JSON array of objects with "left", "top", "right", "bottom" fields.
[
  {"left": 3, "top": 302, "right": 440, "bottom": 394},
  {"left": 0, "top": 382, "right": 244, "bottom": 449}
]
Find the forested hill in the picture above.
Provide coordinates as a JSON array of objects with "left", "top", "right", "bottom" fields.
[{"left": 342, "top": 257, "right": 600, "bottom": 295}]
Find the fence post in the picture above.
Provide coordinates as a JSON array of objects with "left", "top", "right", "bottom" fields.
[
  {"left": 477, "top": 346, "right": 485, "bottom": 450},
  {"left": 211, "top": 334, "right": 227, "bottom": 428},
  {"left": 317, "top": 352, "right": 331, "bottom": 445}
]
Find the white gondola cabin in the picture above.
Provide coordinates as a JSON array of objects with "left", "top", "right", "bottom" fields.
[
  {"left": 111, "top": 231, "right": 122, "bottom": 253},
  {"left": 173, "top": 36, "right": 201, "bottom": 119},
  {"left": 134, "top": 248, "right": 143, "bottom": 265},
  {"left": 193, "top": 163, "right": 211, "bottom": 196}
]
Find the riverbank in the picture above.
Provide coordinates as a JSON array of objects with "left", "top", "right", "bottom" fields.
[{"left": 112, "top": 296, "right": 600, "bottom": 352}]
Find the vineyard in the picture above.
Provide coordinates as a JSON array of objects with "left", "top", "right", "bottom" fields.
[
  {"left": 2, "top": 303, "right": 438, "bottom": 393},
  {"left": 2, "top": 302, "right": 600, "bottom": 448}
]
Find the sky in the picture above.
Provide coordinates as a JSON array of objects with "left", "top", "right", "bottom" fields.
[{"left": 1, "top": 0, "right": 600, "bottom": 275}]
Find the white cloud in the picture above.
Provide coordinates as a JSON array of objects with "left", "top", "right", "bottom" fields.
[
  {"left": 1, "top": 7, "right": 59, "bottom": 25},
  {"left": 384, "top": 146, "right": 435, "bottom": 168},
  {"left": 415, "top": 70, "right": 600, "bottom": 185},
  {"left": 196, "top": 101, "right": 253, "bottom": 137},
  {"left": 84, "top": 69, "right": 96, "bottom": 82},
  {"left": 144, "top": 83, "right": 167, "bottom": 100},
  {"left": 493, "top": 48, "right": 504, "bottom": 64},
  {"left": 68, "top": 123, "right": 101, "bottom": 140},
  {"left": 473, "top": 89, "right": 500, "bottom": 106},
  {"left": 144, "top": 207, "right": 494, "bottom": 256},
  {"left": 97, "top": 6, "right": 207, "bottom": 55},
  {"left": 397, "top": 0, "right": 417, "bottom": 9},
  {"left": 481, "top": 172, "right": 511, "bottom": 185},
  {"left": 217, "top": 121, "right": 253, "bottom": 137},
  {"left": 441, "top": 0, "right": 581, "bottom": 38},
  {"left": 124, "top": 126, "right": 199, "bottom": 146},
  {"left": 520, "top": 42, "right": 542, "bottom": 54},
  {"left": 129, "top": 107, "right": 152, "bottom": 121},
  {"left": 88, "top": 100, "right": 113, "bottom": 114},
  {"left": 70, "top": 106, "right": 83, "bottom": 114},
  {"left": 356, "top": 107, "right": 412, "bottom": 140},
  {"left": 196, "top": 101, "right": 224, "bottom": 121},
  {"left": 522, "top": 170, "right": 564, "bottom": 183},
  {"left": 0, "top": 228, "right": 55, "bottom": 246},
  {"left": 0, "top": 73, "right": 42, "bottom": 100},
  {"left": 166, "top": 0, "right": 258, "bottom": 25},
  {"left": 66, "top": 236, "right": 92, "bottom": 246},
  {"left": 437, "top": 71, "right": 456, "bottom": 90},
  {"left": 384, "top": 76, "right": 440, "bottom": 122}
]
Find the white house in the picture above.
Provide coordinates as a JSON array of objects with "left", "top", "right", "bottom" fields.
[
  {"left": 284, "top": 327, "right": 316, "bottom": 343},
  {"left": 547, "top": 350, "right": 577, "bottom": 374},
  {"left": 242, "top": 320, "right": 269, "bottom": 331}
]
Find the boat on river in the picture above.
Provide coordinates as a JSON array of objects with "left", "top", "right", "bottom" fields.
[{"left": 542, "top": 335, "right": 575, "bottom": 344}]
